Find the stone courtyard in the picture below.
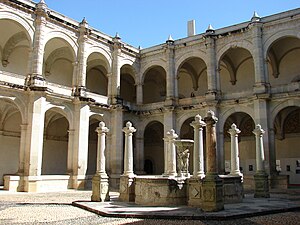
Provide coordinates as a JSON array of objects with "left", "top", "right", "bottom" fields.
[{"left": 0, "top": 189, "right": 300, "bottom": 224}]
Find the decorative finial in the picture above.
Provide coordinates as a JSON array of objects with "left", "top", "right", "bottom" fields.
[
  {"left": 251, "top": 11, "right": 261, "bottom": 22},
  {"left": 166, "top": 34, "right": 174, "bottom": 44},
  {"left": 206, "top": 24, "right": 215, "bottom": 34},
  {"left": 114, "top": 32, "right": 121, "bottom": 39}
]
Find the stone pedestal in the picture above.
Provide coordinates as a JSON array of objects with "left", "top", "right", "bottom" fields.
[
  {"left": 187, "top": 178, "right": 203, "bottom": 207},
  {"left": 91, "top": 174, "right": 109, "bottom": 202},
  {"left": 201, "top": 176, "right": 224, "bottom": 212},
  {"left": 253, "top": 124, "right": 270, "bottom": 198},
  {"left": 220, "top": 175, "right": 243, "bottom": 203},
  {"left": 119, "top": 175, "right": 135, "bottom": 202},
  {"left": 254, "top": 172, "right": 270, "bottom": 198}
]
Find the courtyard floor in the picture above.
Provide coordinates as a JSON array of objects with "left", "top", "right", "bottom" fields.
[{"left": 0, "top": 188, "right": 299, "bottom": 224}]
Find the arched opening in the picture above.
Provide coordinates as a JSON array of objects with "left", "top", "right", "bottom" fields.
[
  {"left": 177, "top": 57, "right": 207, "bottom": 98},
  {"left": 144, "top": 121, "right": 164, "bottom": 174},
  {"left": 0, "top": 100, "right": 21, "bottom": 185},
  {"left": 274, "top": 106, "right": 300, "bottom": 185},
  {"left": 86, "top": 52, "right": 109, "bottom": 96},
  {"left": 44, "top": 38, "right": 75, "bottom": 87},
  {"left": 219, "top": 47, "right": 254, "bottom": 95},
  {"left": 143, "top": 66, "right": 166, "bottom": 104},
  {"left": 267, "top": 37, "right": 300, "bottom": 88},
  {"left": 120, "top": 64, "right": 136, "bottom": 103},
  {"left": 223, "top": 112, "right": 255, "bottom": 175},
  {"left": 42, "top": 109, "right": 69, "bottom": 175},
  {"left": 0, "top": 19, "right": 30, "bottom": 76}
]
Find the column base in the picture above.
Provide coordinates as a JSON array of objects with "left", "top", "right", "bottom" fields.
[
  {"left": 119, "top": 174, "right": 135, "bottom": 202},
  {"left": 201, "top": 175, "right": 224, "bottom": 212},
  {"left": 188, "top": 177, "right": 203, "bottom": 207},
  {"left": 254, "top": 172, "right": 270, "bottom": 198},
  {"left": 91, "top": 173, "right": 109, "bottom": 202}
]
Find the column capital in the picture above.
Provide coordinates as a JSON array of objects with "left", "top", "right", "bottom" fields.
[
  {"left": 122, "top": 121, "right": 136, "bottom": 135},
  {"left": 228, "top": 123, "right": 241, "bottom": 136},
  {"left": 203, "top": 110, "right": 218, "bottom": 125},
  {"left": 96, "top": 121, "right": 109, "bottom": 134},
  {"left": 253, "top": 124, "right": 265, "bottom": 137},
  {"left": 166, "top": 129, "right": 178, "bottom": 140},
  {"left": 190, "top": 114, "right": 206, "bottom": 129}
]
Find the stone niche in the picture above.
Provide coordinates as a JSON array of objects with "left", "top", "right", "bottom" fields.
[{"left": 135, "top": 176, "right": 187, "bottom": 206}]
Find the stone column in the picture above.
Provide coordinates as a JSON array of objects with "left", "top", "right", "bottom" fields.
[
  {"left": 166, "top": 129, "right": 178, "bottom": 177},
  {"left": 18, "top": 124, "right": 28, "bottom": 175},
  {"left": 109, "top": 105, "right": 123, "bottom": 188},
  {"left": 119, "top": 121, "right": 136, "bottom": 202},
  {"left": 91, "top": 122, "right": 110, "bottom": 202},
  {"left": 25, "top": 0, "right": 47, "bottom": 90},
  {"left": 72, "top": 18, "right": 88, "bottom": 97},
  {"left": 201, "top": 110, "right": 224, "bottom": 212},
  {"left": 162, "top": 136, "right": 169, "bottom": 176},
  {"left": 190, "top": 114, "right": 206, "bottom": 178},
  {"left": 253, "top": 124, "right": 270, "bottom": 198},
  {"left": 228, "top": 124, "right": 242, "bottom": 176}
]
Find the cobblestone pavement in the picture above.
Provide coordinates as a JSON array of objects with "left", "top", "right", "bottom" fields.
[{"left": 0, "top": 189, "right": 299, "bottom": 225}]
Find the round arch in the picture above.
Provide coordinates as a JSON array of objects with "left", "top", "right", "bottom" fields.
[
  {"left": 86, "top": 46, "right": 112, "bottom": 72},
  {"left": 175, "top": 50, "right": 208, "bottom": 73},
  {"left": 44, "top": 31, "right": 78, "bottom": 58},
  {"left": 140, "top": 61, "right": 167, "bottom": 84},
  {"left": 271, "top": 99, "right": 300, "bottom": 125},
  {"left": 216, "top": 40, "right": 254, "bottom": 63},
  {"left": 219, "top": 106, "right": 255, "bottom": 131},
  {"left": 0, "top": 11, "right": 34, "bottom": 41},
  {"left": 263, "top": 30, "right": 300, "bottom": 59}
]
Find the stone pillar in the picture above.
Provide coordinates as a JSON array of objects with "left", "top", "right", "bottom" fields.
[
  {"left": 18, "top": 124, "right": 28, "bottom": 175},
  {"left": 109, "top": 106, "right": 123, "bottom": 188},
  {"left": 72, "top": 18, "right": 88, "bottom": 97},
  {"left": 69, "top": 100, "right": 90, "bottom": 189},
  {"left": 166, "top": 129, "right": 178, "bottom": 177},
  {"left": 162, "top": 136, "right": 169, "bottom": 176},
  {"left": 190, "top": 114, "right": 206, "bottom": 178},
  {"left": 91, "top": 122, "right": 110, "bottom": 202},
  {"left": 253, "top": 124, "right": 270, "bottom": 198},
  {"left": 228, "top": 123, "right": 242, "bottom": 177},
  {"left": 201, "top": 110, "right": 224, "bottom": 212},
  {"left": 22, "top": 95, "right": 46, "bottom": 192},
  {"left": 25, "top": 0, "right": 47, "bottom": 90},
  {"left": 119, "top": 121, "right": 136, "bottom": 202}
]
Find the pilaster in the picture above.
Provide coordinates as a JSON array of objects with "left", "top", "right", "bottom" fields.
[
  {"left": 205, "top": 36, "right": 218, "bottom": 99},
  {"left": 165, "top": 39, "right": 176, "bottom": 101},
  {"left": 25, "top": 0, "right": 47, "bottom": 90},
  {"left": 72, "top": 18, "right": 89, "bottom": 97},
  {"left": 250, "top": 19, "right": 269, "bottom": 94},
  {"left": 69, "top": 99, "right": 90, "bottom": 189},
  {"left": 22, "top": 93, "right": 46, "bottom": 192}
]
